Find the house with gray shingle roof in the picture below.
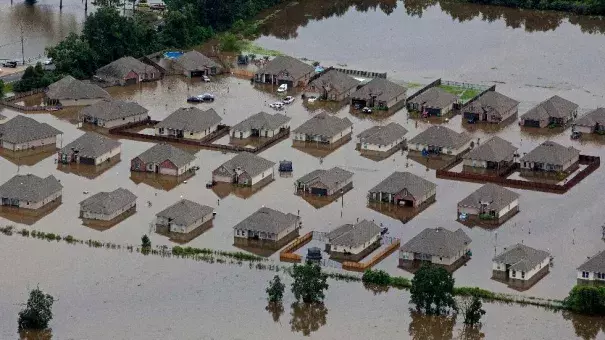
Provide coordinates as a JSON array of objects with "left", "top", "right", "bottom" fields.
[
  {"left": 457, "top": 184, "right": 519, "bottom": 224},
  {"left": 493, "top": 244, "right": 550, "bottom": 288},
  {"left": 368, "top": 172, "right": 436, "bottom": 208},
  {"left": 295, "top": 167, "right": 353, "bottom": 197},
  {"left": 577, "top": 250, "right": 605, "bottom": 284},
  {"left": 212, "top": 152, "right": 275, "bottom": 187},
  {"left": 95, "top": 56, "right": 160, "bottom": 86},
  {"left": 520, "top": 141, "right": 580, "bottom": 173},
  {"left": 520, "top": 95, "right": 578, "bottom": 128},
  {"left": 175, "top": 50, "right": 223, "bottom": 77},
  {"left": 357, "top": 122, "right": 407, "bottom": 155},
  {"left": 155, "top": 107, "right": 222, "bottom": 140},
  {"left": 131, "top": 143, "right": 196, "bottom": 176},
  {"left": 80, "top": 99, "right": 149, "bottom": 128},
  {"left": 293, "top": 113, "right": 353, "bottom": 145},
  {"left": 399, "top": 227, "right": 471, "bottom": 269},
  {"left": 350, "top": 77, "right": 407, "bottom": 112},
  {"left": 463, "top": 136, "right": 517, "bottom": 170},
  {"left": 45, "top": 76, "right": 110, "bottom": 106},
  {"left": 307, "top": 69, "right": 360, "bottom": 101},
  {"left": 254, "top": 55, "right": 315, "bottom": 87},
  {"left": 58, "top": 132, "right": 121, "bottom": 165},
  {"left": 230, "top": 112, "right": 291, "bottom": 139},
  {"left": 408, "top": 125, "right": 472, "bottom": 156},
  {"left": 574, "top": 108, "right": 605, "bottom": 134},
  {"left": 79, "top": 188, "right": 137, "bottom": 221},
  {"left": 0, "top": 174, "right": 62, "bottom": 210},
  {"left": 233, "top": 207, "right": 301, "bottom": 249},
  {"left": 326, "top": 220, "right": 381, "bottom": 261},
  {"left": 463, "top": 91, "right": 519, "bottom": 124},
  {"left": 156, "top": 199, "right": 214, "bottom": 234},
  {"left": 407, "top": 87, "right": 458, "bottom": 117},
  {"left": 0, "top": 115, "right": 62, "bottom": 152}
]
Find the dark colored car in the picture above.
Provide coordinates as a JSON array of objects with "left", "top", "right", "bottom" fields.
[{"left": 2, "top": 61, "right": 17, "bottom": 68}]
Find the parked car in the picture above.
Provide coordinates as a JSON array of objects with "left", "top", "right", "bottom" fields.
[
  {"left": 282, "top": 96, "right": 294, "bottom": 105},
  {"left": 362, "top": 107, "right": 373, "bottom": 114},
  {"left": 205, "top": 180, "right": 215, "bottom": 188},
  {"left": 269, "top": 102, "right": 284, "bottom": 110},
  {"left": 43, "top": 58, "right": 53, "bottom": 65},
  {"left": 187, "top": 93, "right": 215, "bottom": 103},
  {"left": 202, "top": 75, "right": 210, "bottom": 82},
  {"left": 277, "top": 84, "right": 288, "bottom": 93},
  {"left": 353, "top": 102, "right": 362, "bottom": 110},
  {"left": 2, "top": 61, "right": 17, "bottom": 68},
  {"left": 307, "top": 96, "right": 318, "bottom": 103},
  {"left": 571, "top": 131, "right": 581, "bottom": 140}
]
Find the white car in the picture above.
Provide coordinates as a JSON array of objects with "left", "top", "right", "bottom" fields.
[
  {"left": 202, "top": 75, "right": 210, "bottom": 82},
  {"left": 282, "top": 96, "right": 294, "bottom": 104},
  {"left": 307, "top": 96, "right": 318, "bottom": 103},
  {"left": 43, "top": 58, "right": 53, "bottom": 65},
  {"left": 277, "top": 84, "right": 288, "bottom": 93},
  {"left": 269, "top": 102, "right": 284, "bottom": 110}
]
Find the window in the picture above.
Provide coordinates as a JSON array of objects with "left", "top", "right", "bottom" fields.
[
  {"left": 511, "top": 271, "right": 516, "bottom": 278},
  {"left": 521, "top": 271, "right": 525, "bottom": 279},
  {"left": 190, "top": 132, "right": 193, "bottom": 136},
  {"left": 582, "top": 271, "right": 589, "bottom": 278}
]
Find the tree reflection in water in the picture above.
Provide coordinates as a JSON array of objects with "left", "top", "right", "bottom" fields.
[
  {"left": 266, "top": 302, "right": 285, "bottom": 323},
  {"left": 408, "top": 311, "right": 455, "bottom": 340},
  {"left": 457, "top": 326, "right": 485, "bottom": 340},
  {"left": 289, "top": 302, "right": 328, "bottom": 336},
  {"left": 362, "top": 282, "right": 390, "bottom": 295},
  {"left": 563, "top": 311, "right": 605, "bottom": 340},
  {"left": 19, "top": 328, "right": 53, "bottom": 340}
]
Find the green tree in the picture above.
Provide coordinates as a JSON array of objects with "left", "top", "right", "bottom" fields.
[
  {"left": 141, "top": 234, "right": 152, "bottom": 250},
  {"left": 290, "top": 263, "right": 329, "bottom": 303},
  {"left": 564, "top": 285, "right": 605, "bottom": 315},
  {"left": 410, "top": 265, "right": 457, "bottom": 315},
  {"left": 219, "top": 32, "right": 242, "bottom": 52},
  {"left": 460, "top": 295, "right": 486, "bottom": 326},
  {"left": 266, "top": 275, "right": 285, "bottom": 302},
  {"left": 362, "top": 269, "right": 391, "bottom": 285},
  {"left": 18, "top": 287, "right": 54, "bottom": 330},
  {"left": 46, "top": 33, "right": 99, "bottom": 79},
  {"left": 0, "top": 79, "right": 5, "bottom": 99}
]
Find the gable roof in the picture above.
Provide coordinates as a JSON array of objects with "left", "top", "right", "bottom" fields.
[
  {"left": 46, "top": 76, "right": 110, "bottom": 100},
  {"left": 464, "top": 91, "right": 519, "bottom": 117},
  {"left": 79, "top": 188, "right": 136, "bottom": 215},
  {"left": 400, "top": 227, "right": 471, "bottom": 258},
  {"left": 408, "top": 125, "right": 471, "bottom": 150},
  {"left": 575, "top": 108, "right": 605, "bottom": 127},
  {"left": 233, "top": 207, "right": 299, "bottom": 234},
  {"left": 408, "top": 87, "right": 457, "bottom": 108},
  {"left": 156, "top": 107, "right": 222, "bottom": 132},
  {"left": 256, "top": 56, "right": 314, "bottom": 81},
  {"left": 463, "top": 136, "right": 517, "bottom": 162},
  {"left": 357, "top": 122, "right": 407, "bottom": 146},
  {"left": 458, "top": 184, "right": 519, "bottom": 212},
  {"left": 293, "top": 113, "right": 352, "bottom": 138},
  {"left": 328, "top": 220, "right": 381, "bottom": 248},
  {"left": 493, "top": 244, "right": 550, "bottom": 272},
  {"left": 134, "top": 143, "right": 196, "bottom": 167},
  {"left": 0, "top": 174, "right": 62, "bottom": 202},
  {"left": 0, "top": 115, "right": 62, "bottom": 144},
  {"left": 309, "top": 69, "right": 360, "bottom": 94},
  {"left": 578, "top": 250, "right": 605, "bottom": 273},
  {"left": 80, "top": 99, "right": 148, "bottom": 121},
  {"left": 96, "top": 56, "right": 157, "bottom": 80},
  {"left": 175, "top": 50, "right": 220, "bottom": 71},
  {"left": 156, "top": 199, "right": 214, "bottom": 226},
  {"left": 519, "top": 141, "right": 580, "bottom": 166},
  {"left": 521, "top": 95, "right": 579, "bottom": 121},
  {"left": 216, "top": 152, "right": 275, "bottom": 178},
  {"left": 60, "top": 132, "right": 121, "bottom": 159},
  {"left": 231, "top": 111, "right": 291, "bottom": 132},
  {"left": 296, "top": 167, "right": 353, "bottom": 191},
  {"left": 369, "top": 172, "right": 436, "bottom": 198},
  {"left": 350, "top": 77, "right": 407, "bottom": 104}
]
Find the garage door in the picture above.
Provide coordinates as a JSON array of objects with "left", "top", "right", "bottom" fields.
[
  {"left": 278, "top": 80, "right": 293, "bottom": 87},
  {"left": 311, "top": 187, "right": 328, "bottom": 196},
  {"left": 125, "top": 77, "right": 138, "bottom": 85},
  {"left": 79, "top": 157, "right": 96, "bottom": 165},
  {"left": 190, "top": 70, "right": 205, "bottom": 77},
  {"left": 351, "top": 99, "right": 367, "bottom": 108}
]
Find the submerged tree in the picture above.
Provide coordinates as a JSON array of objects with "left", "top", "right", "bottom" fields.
[
  {"left": 459, "top": 295, "right": 486, "bottom": 327},
  {"left": 266, "top": 275, "right": 285, "bottom": 302},
  {"left": 564, "top": 285, "right": 605, "bottom": 315},
  {"left": 141, "top": 234, "right": 152, "bottom": 252},
  {"left": 290, "top": 263, "right": 329, "bottom": 303},
  {"left": 18, "top": 287, "right": 54, "bottom": 330},
  {"left": 410, "top": 265, "right": 457, "bottom": 315}
]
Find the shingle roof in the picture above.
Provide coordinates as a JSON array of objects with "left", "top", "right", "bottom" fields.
[
  {"left": 134, "top": 143, "right": 196, "bottom": 167},
  {"left": 156, "top": 107, "right": 222, "bottom": 132},
  {"left": 463, "top": 136, "right": 517, "bottom": 163},
  {"left": 369, "top": 171, "right": 436, "bottom": 198},
  {"left": 328, "top": 220, "right": 381, "bottom": 248},
  {"left": 231, "top": 111, "right": 291, "bottom": 132},
  {"left": 578, "top": 250, "right": 605, "bottom": 273},
  {"left": 296, "top": 167, "right": 353, "bottom": 192},
  {"left": 293, "top": 113, "right": 352, "bottom": 138},
  {"left": 357, "top": 122, "right": 407, "bottom": 146},
  {"left": 519, "top": 141, "right": 580, "bottom": 166},
  {"left": 401, "top": 227, "right": 471, "bottom": 258},
  {"left": 46, "top": 76, "right": 110, "bottom": 100},
  {"left": 79, "top": 188, "right": 136, "bottom": 215},
  {"left": 216, "top": 152, "right": 275, "bottom": 178},
  {"left": 96, "top": 56, "right": 157, "bottom": 80},
  {"left": 156, "top": 199, "right": 214, "bottom": 226},
  {"left": 521, "top": 95, "right": 578, "bottom": 121},
  {"left": 575, "top": 108, "right": 605, "bottom": 127},
  {"left": 60, "top": 132, "right": 121, "bottom": 159},
  {"left": 176, "top": 50, "right": 221, "bottom": 71},
  {"left": 493, "top": 244, "right": 550, "bottom": 272},
  {"left": 0, "top": 115, "right": 62, "bottom": 144},
  {"left": 80, "top": 99, "right": 148, "bottom": 121},
  {"left": 0, "top": 174, "right": 62, "bottom": 202},
  {"left": 458, "top": 184, "right": 519, "bottom": 212},
  {"left": 350, "top": 77, "right": 407, "bottom": 104},
  {"left": 408, "top": 87, "right": 457, "bottom": 108},
  {"left": 309, "top": 69, "right": 360, "bottom": 94},
  {"left": 408, "top": 125, "right": 471, "bottom": 150},
  {"left": 256, "top": 56, "right": 314, "bottom": 81},
  {"left": 0, "top": 113, "right": 6, "bottom": 120},
  {"left": 233, "top": 207, "right": 299, "bottom": 234},
  {"left": 464, "top": 91, "right": 519, "bottom": 118}
]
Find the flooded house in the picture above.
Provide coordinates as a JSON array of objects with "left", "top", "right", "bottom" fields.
[
  {"left": 292, "top": 113, "right": 353, "bottom": 146},
  {"left": 574, "top": 108, "right": 605, "bottom": 134},
  {"left": 156, "top": 199, "right": 214, "bottom": 234},
  {"left": 79, "top": 188, "right": 137, "bottom": 221},
  {"left": 356, "top": 122, "right": 407, "bottom": 156},
  {"left": 399, "top": 227, "right": 471, "bottom": 271},
  {"left": 95, "top": 56, "right": 160, "bottom": 86},
  {"left": 174, "top": 50, "right": 223, "bottom": 77},
  {"left": 233, "top": 207, "right": 301, "bottom": 250},
  {"left": 306, "top": 69, "right": 360, "bottom": 101},
  {"left": 519, "top": 141, "right": 580, "bottom": 173},
  {"left": 230, "top": 111, "right": 290, "bottom": 139},
  {"left": 520, "top": 95, "right": 579, "bottom": 128},
  {"left": 254, "top": 55, "right": 315, "bottom": 87},
  {"left": 462, "top": 136, "right": 517, "bottom": 171},
  {"left": 80, "top": 99, "right": 149, "bottom": 129},
  {"left": 350, "top": 77, "right": 407, "bottom": 112},
  {"left": 58, "top": 132, "right": 121, "bottom": 165},
  {"left": 407, "top": 125, "right": 472, "bottom": 157},
  {"left": 131, "top": 143, "right": 196, "bottom": 176},
  {"left": 155, "top": 107, "right": 222, "bottom": 140},
  {"left": 457, "top": 184, "right": 520, "bottom": 225},
  {"left": 407, "top": 87, "right": 458, "bottom": 117},
  {"left": 45, "top": 75, "right": 110, "bottom": 106},
  {"left": 577, "top": 250, "right": 605, "bottom": 285},
  {"left": 325, "top": 220, "right": 381, "bottom": 261},
  {"left": 368, "top": 171, "right": 436, "bottom": 208},
  {"left": 295, "top": 167, "right": 353, "bottom": 197},
  {"left": 212, "top": 152, "right": 275, "bottom": 187},
  {"left": 0, "top": 115, "right": 62, "bottom": 151},
  {"left": 462, "top": 91, "right": 519, "bottom": 123},
  {"left": 0, "top": 174, "right": 62, "bottom": 210},
  {"left": 492, "top": 244, "right": 551, "bottom": 290}
]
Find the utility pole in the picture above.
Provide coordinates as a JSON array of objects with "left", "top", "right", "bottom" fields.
[
  {"left": 85, "top": 0, "right": 88, "bottom": 14},
  {"left": 60, "top": 0, "right": 63, "bottom": 9},
  {"left": 20, "top": 25, "right": 25, "bottom": 66}
]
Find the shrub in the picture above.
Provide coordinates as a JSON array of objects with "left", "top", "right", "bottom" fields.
[
  {"left": 564, "top": 285, "right": 605, "bottom": 315},
  {"left": 362, "top": 269, "right": 391, "bottom": 285}
]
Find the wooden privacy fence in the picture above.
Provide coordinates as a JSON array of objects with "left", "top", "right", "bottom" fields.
[
  {"left": 279, "top": 232, "right": 313, "bottom": 263},
  {"left": 342, "top": 239, "right": 400, "bottom": 272}
]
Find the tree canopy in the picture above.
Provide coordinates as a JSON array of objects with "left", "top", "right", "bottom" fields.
[
  {"left": 290, "top": 263, "right": 329, "bottom": 303},
  {"left": 12, "top": 63, "right": 62, "bottom": 93},
  {"left": 460, "top": 295, "right": 486, "bottom": 327},
  {"left": 266, "top": 275, "right": 286, "bottom": 302},
  {"left": 18, "top": 287, "right": 54, "bottom": 330},
  {"left": 564, "top": 285, "right": 605, "bottom": 315},
  {"left": 410, "top": 265, "right": 457, "bottom": 315}
]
